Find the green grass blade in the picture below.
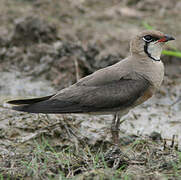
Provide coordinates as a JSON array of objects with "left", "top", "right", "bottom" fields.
[
  {"left": 142, "top": 22, "right": 154, "bottom": 30},
  {"left": 162, "top": 50, "right": 181, "bottom": 58}
]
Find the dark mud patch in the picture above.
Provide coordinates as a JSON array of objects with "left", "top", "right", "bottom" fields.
[
  {"left": 11, "top": 16, "right": 59, "bottom": 46},
  {"left": 0, "top": 15, "right": 122, "bottom": 90}
]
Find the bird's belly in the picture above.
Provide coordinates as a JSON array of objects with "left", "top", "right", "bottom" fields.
[{"left": 86, "top": 108, "right": 130, "bottom": 116}]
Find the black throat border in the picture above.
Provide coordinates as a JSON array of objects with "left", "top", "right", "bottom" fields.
[{"left": 144, "top": 42, "right": 160, "bottom": 61}]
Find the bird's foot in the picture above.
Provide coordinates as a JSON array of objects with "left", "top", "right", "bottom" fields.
[{"left": 104, "top": 145, "right": 129, "bottom": 169}]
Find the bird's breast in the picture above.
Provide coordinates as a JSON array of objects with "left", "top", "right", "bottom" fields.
[{"left": 136, "top": 59, "right": 164, "bottom": 90}]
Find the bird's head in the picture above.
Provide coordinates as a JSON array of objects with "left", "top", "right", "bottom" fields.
[{"left": 130, "top": 30, "right": 175, "bottom": 61}]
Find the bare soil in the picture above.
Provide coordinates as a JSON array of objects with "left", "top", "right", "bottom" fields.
[{"left": 0, "top": 0, "right": 181, "bottom": 179}]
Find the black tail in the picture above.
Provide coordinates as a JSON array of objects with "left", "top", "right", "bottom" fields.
[{"left": 7, "top": 94, "right": 55, "bottom": 105}]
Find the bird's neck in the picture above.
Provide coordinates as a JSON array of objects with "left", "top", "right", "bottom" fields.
[{"left": 129, "top": 55, "right": 164, "bottom": 89}]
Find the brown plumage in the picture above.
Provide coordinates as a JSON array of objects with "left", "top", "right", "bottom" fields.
[{"left": 7, "top": 30, "right": 175, "bottom": 144}]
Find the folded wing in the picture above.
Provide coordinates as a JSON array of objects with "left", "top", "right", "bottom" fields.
[{"left": 7, "top": 73, "right": 151, "bottom": 114}]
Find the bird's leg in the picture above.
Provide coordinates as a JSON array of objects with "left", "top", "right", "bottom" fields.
[{"left": 111, "top": 114, "right": 120, "bottom": 145}]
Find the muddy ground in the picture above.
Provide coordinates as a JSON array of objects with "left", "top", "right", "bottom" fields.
[{"left": 0, "top": 0, "right": 181, "bottom": 179}]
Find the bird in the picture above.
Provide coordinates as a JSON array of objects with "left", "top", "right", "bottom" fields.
[{"left": 7, "top": 30, "right": 175, "bottom": 144}]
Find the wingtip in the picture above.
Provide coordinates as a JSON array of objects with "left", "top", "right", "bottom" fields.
[
  {"left": 6, "top": 100, "right": 23, "bottom": 105},
  {"left": 6, "top": 100, "right": 16, "bottom": 105},
  {"left": 6, "top": 94, "right": 55, "bottom": 105}
]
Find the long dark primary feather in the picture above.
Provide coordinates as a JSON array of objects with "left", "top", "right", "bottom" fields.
[{"left": 7, "top": 94, "right": 55, "bottom": 105}]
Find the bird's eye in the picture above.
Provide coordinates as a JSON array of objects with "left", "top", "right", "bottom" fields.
[{"left": 143, "top": 35, "right": 153, "bottom": 42}]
